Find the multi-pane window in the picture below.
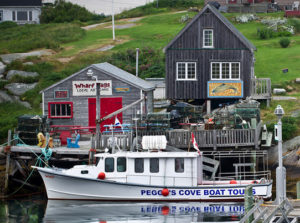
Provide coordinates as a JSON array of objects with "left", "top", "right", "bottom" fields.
[
  {"left": 105, "top": 158, "right": 114, "bottom": 172},
  {"left": 48, "top": 102, "right": 73, "bottom": 118},
  {"left": 176, "top": 62, "right": 196, "bottom": 80},
  {"left": 175, "top": 158, "right": 184, "bottom": 173},
  {"left": 150, "top": 158, "right": 159, "bottom": 173},
  {"left": 211, "top": 62, "right": 240, "bottom": 80},
  {"left": 135, "top": 158, "right": 144, "bottom": 173},
  {"left": 11, "top": 11, "right": 32, "bottom": 21},
  {"left": 117, "top": 157, "right": 126, "bottom": 172},
  {"left": 203, "top": 29, "right": 213, "bottom": 48},
  {"left": 17, "top": 11, "right": 28, "bottom": 21}
]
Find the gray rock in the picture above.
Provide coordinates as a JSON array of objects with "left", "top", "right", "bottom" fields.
[
  {"left": 0, "top": 90, "right": 14, "bottom": 103},
  {"left": 6, "top": 70, "right": 39, "bottom": 80},
  {"left": 23, "top": 62, "right": 34, "bottom": 66},
  {"left": 13, "top": 96, "right": 32, "bottom": 109},
  {"left": 0, "top": 62, "right": 6, "bottom": 74},
  {"left": 295, "top": 78, "right": 300, "bottom": 84},
  {"left": 95, "top": 45, "right": 114, "bottom": 52},
  {"left": 273, "top": 88, "right": 286, "bottom": 94},
  {"left": 0, "top": 74, "right": 4, "bottom": 79},
  {"left": 0, "top": 50, "right": 52, "bottom": 64},
  {"left": 5, "top": 83, "right": 38, "bottom": 96}
]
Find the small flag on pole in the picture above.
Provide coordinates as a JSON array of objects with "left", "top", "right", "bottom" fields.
[
  {"left": 115, "top": 117, "right": 123, "bottom": 133},
  {"left": 191, "top": 132, "right": 201, "bottom": 155}
]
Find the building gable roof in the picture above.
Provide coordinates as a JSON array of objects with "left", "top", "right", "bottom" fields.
[
  {"left": 0, "top": 0, "right": 42, "bottom": 6},
  {"left": 164, "top": 4, "right": 256, "bottom": 51},
  {"left": 40, "top": 62, "right": 155, "bottom": 93}
]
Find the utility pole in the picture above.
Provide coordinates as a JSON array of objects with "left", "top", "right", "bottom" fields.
[
  {"left": 112, "top": 0, "right": 115, "bottom": 40},
  {"left": 136, "top": 48, "right": 139, "bottom": 77},
  {"left": 274, "top": 105, "right": 286, "bottom": 204},
  {"left": 96, "top": 82, "right": 101, "bottom": 151}
]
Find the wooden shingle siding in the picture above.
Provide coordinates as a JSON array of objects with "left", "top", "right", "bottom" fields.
[
  {"left": 43, "top": 68, "right": 142, "bottom": 127},
  {"left": 165, "top": 5, "right": 254, "bottom": 100}
]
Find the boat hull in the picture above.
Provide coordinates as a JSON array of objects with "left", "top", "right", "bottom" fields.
[{"left": 36, "top": 167, "right": 272, "bottom": 201}]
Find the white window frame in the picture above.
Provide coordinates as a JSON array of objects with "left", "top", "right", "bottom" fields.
[
  {"left": 176, "top": 62, "right": 197, "bottom": 81},
  {"left": 210, "top": 62, "right": 240, "bottom": 80},
  {"left": 12, "top": 10, "right": 33, "bottom": 22},
  {"left": 203, "top": 29, "right": 214, "bottom": 48}
]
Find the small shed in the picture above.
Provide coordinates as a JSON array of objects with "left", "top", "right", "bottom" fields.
[
  {"left": 40, "top": 62, "right": 155, "bottom": 130},
  {"left": 0, "top": 0, "right": 42, "bottom": 24},
  {"left": 145, "top": 78, "right": 166, "bottom": 100}
]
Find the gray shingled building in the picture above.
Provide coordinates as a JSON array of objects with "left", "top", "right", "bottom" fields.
[{"left": 40, "top": 62, "right": 155, "bottom": 131}]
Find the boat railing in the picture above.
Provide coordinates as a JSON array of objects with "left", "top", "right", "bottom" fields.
[{"left": 214, "top": 170, "right": 271, "bottom": 182}]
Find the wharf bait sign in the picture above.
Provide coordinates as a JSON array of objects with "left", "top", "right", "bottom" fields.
[{"left": 72, "top": 81, "right": 112, "bottom": 96}]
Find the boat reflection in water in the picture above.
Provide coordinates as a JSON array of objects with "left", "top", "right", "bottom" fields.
[{"left": 45, "top": 200, "right": 244, "bottom": 223}]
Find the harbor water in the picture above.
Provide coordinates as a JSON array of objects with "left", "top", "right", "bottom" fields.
[{"left": 0, "top": 195, "right": 245, "bottom": 222}]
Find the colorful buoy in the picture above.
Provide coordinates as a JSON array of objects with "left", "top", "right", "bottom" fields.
[
  {"left": 229, "top": 180, "right": 237, "bottom": 184},
  {"left": 161, "top": 188, "right": 169, "bottom": 196},
  {"left": 97, "top": 172, "right": 106, "bottom": 180}
]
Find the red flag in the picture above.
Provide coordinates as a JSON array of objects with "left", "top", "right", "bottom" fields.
[{"left": 191, "top": 132, "right": 201, "bottom": 155}]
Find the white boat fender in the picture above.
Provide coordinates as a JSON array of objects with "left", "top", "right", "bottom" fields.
[
  {"left": 162, "top": 188, "right": 169, "bottom": 196},
  {"left": 98, "top": 172, "right": 106, "bottom": 180}
]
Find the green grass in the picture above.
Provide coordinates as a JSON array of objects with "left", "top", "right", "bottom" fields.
[{"left": 0, "top": 23, "right": 85, "bottom": 54}]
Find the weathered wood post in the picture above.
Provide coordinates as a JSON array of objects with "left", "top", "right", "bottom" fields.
[
  {"left": 4, "top": 130, "right": 12, "bottom": 195},
  {"left": 213, "top": 129, "right": 217, "bottom": 151},
  {"left": 244, "top": 185, "right": 254, "bottom": 223},
  {"left": 297, "top": 181, "right": 300, "bottom": 199}
]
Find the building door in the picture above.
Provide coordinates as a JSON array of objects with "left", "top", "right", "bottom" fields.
[
  {"left": 0, "top": 11, "right": 3, "bottom": 22},
  {"left": 88, "top": 97, "right": 122, "bottom": 132}
]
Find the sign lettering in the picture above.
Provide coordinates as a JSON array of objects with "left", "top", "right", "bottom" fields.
[{"left": 72, "top": 81, "right": 112, "bottom": 96}]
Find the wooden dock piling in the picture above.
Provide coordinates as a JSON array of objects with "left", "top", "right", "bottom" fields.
[{"left": 4, "top": 130, "right": 11, "bottom": 195}]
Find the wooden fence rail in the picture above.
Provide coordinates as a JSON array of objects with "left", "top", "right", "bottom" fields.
[{"left": 100, "top": 122, "right": 262, "bottom": 150}]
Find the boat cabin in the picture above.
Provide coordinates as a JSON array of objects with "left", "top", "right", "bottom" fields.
[{"left": 94, "top": 152, "right": 203, "bottom": 187}]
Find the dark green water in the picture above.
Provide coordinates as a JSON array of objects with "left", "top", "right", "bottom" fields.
[{"left": 0, "top": 195, "right": 245, "bottom": 222}]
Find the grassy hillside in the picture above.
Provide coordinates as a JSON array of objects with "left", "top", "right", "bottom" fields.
[{"left": 0, "top": 8, "right": 300, "bottom": 142}]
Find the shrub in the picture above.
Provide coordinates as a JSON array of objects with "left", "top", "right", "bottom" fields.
[
  {"left": 266, "top": 116, "right": 298, "bottom": 141},
  {"left": 40, "top": 0, "right": 106, "bottom": 23},
  {"left": 279, "top": 38, "right": 291, "bottom": 48},
  {"left": 0, "top": 21, "right": 18, "bottom": 29},
  {"left": 289, "top": 18, "right": 300, "bottom": 33},
  {"left": 257, "top": 28, "right": 275, "bottom": 39}
]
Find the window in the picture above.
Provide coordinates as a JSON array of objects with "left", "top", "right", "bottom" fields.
[
  {"left": 105, "top": 158, "right": 114, "bottom": 172},
  {"left": 203, "top": 29, "right": 213, "bottom": 48},
  {"left": 150, "top": 158, "right": 159, "bottom": 173},
  {"left": 175, "top": 158, "right": 184, "bottom": 173},
  {"left": 48, "top": 102, "right": 73, "bottom": 118},
  {"left": 135, "top": 158, "right": 144, "bottom": 173},
  {"left": 17, "top": 11, "right": 28, "bottom": 21},
  {"left": 176, "top": 62, "right": 196, "bottom": 80},
  {"left": 29, "top": 11, "right": 32, "bottom": 21},
  {"left": 12, "top": 11, "right": 16, "bottom": 21},
  {"left": 211, "top": 62, "right": 240, "bottom": 80},
  {"left": 117, "top": 157, "right": 126, "bottom": 172},
  {"left": 0, "top": 11, "right": 3, "bottom": 21}
]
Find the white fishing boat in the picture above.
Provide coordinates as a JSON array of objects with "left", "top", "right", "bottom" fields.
[{"left": 33, "top": 136, "right": 272, "bottom": 201}]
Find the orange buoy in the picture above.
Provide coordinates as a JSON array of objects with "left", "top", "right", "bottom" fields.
[
  {"left": 97, "top": 172, "right": 106, "bottom": 180},
  {"left": 161, "top": 188, "right": 169, "bottom": 196},
  {"left": 161, "top": 206, "right": 170, "bottom": 215},
  {"left": 230, "top": 180, "right": 237, "bottom": 184}
]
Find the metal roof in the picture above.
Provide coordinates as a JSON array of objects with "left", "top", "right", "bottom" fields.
[
  {"left": 41, "top": 62, "right": 155, "bottom": 93},
  {"left": 0, "top": 0, "right": 42, "bottom": 6},
  {"left": 164, "top": 4, "right": 256, "bottom": 51}
]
